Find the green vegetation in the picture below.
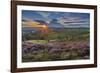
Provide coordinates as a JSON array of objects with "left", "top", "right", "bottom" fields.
[{"left": 23, "top": 28, "right": 89, "bottom": 42}]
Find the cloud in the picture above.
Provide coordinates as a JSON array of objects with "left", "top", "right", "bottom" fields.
[
  {"left": 22, "top": 17, "right": 49, "bottom": 28},
  {"left": 57, "top": 16, "right": 89, "bottom": 28},
  {"left": 22, "top": 10, "right": 90, "bottom": 28},
  {"left": 22, "top": 17, "right": 33, "bottom": 22},
  {"left": 22, "top": 20, "right": 40, "bottom": 28},
  {"left": 37, "top": 12, "right": 51, "bottom": 24}
]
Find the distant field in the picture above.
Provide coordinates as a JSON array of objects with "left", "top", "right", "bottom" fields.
[
  {"left": 22, "top": 28, "right": 89, "bottom": 41},
  {"left": 26, "top": 40, "right": 48, "bottom": 44}
]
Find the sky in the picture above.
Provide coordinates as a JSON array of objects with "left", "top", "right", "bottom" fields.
[{"left": 22, "top": 10, "right": 90, "bottom": 28}]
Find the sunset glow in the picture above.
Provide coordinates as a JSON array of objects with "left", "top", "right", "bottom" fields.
[{"left": 42, "top": 25, "right": 48, "bottom": 28}]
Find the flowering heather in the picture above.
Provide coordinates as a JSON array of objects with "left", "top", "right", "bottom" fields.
[{"left": 22, "top": 41, "right": 90, "bottom": 62}]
